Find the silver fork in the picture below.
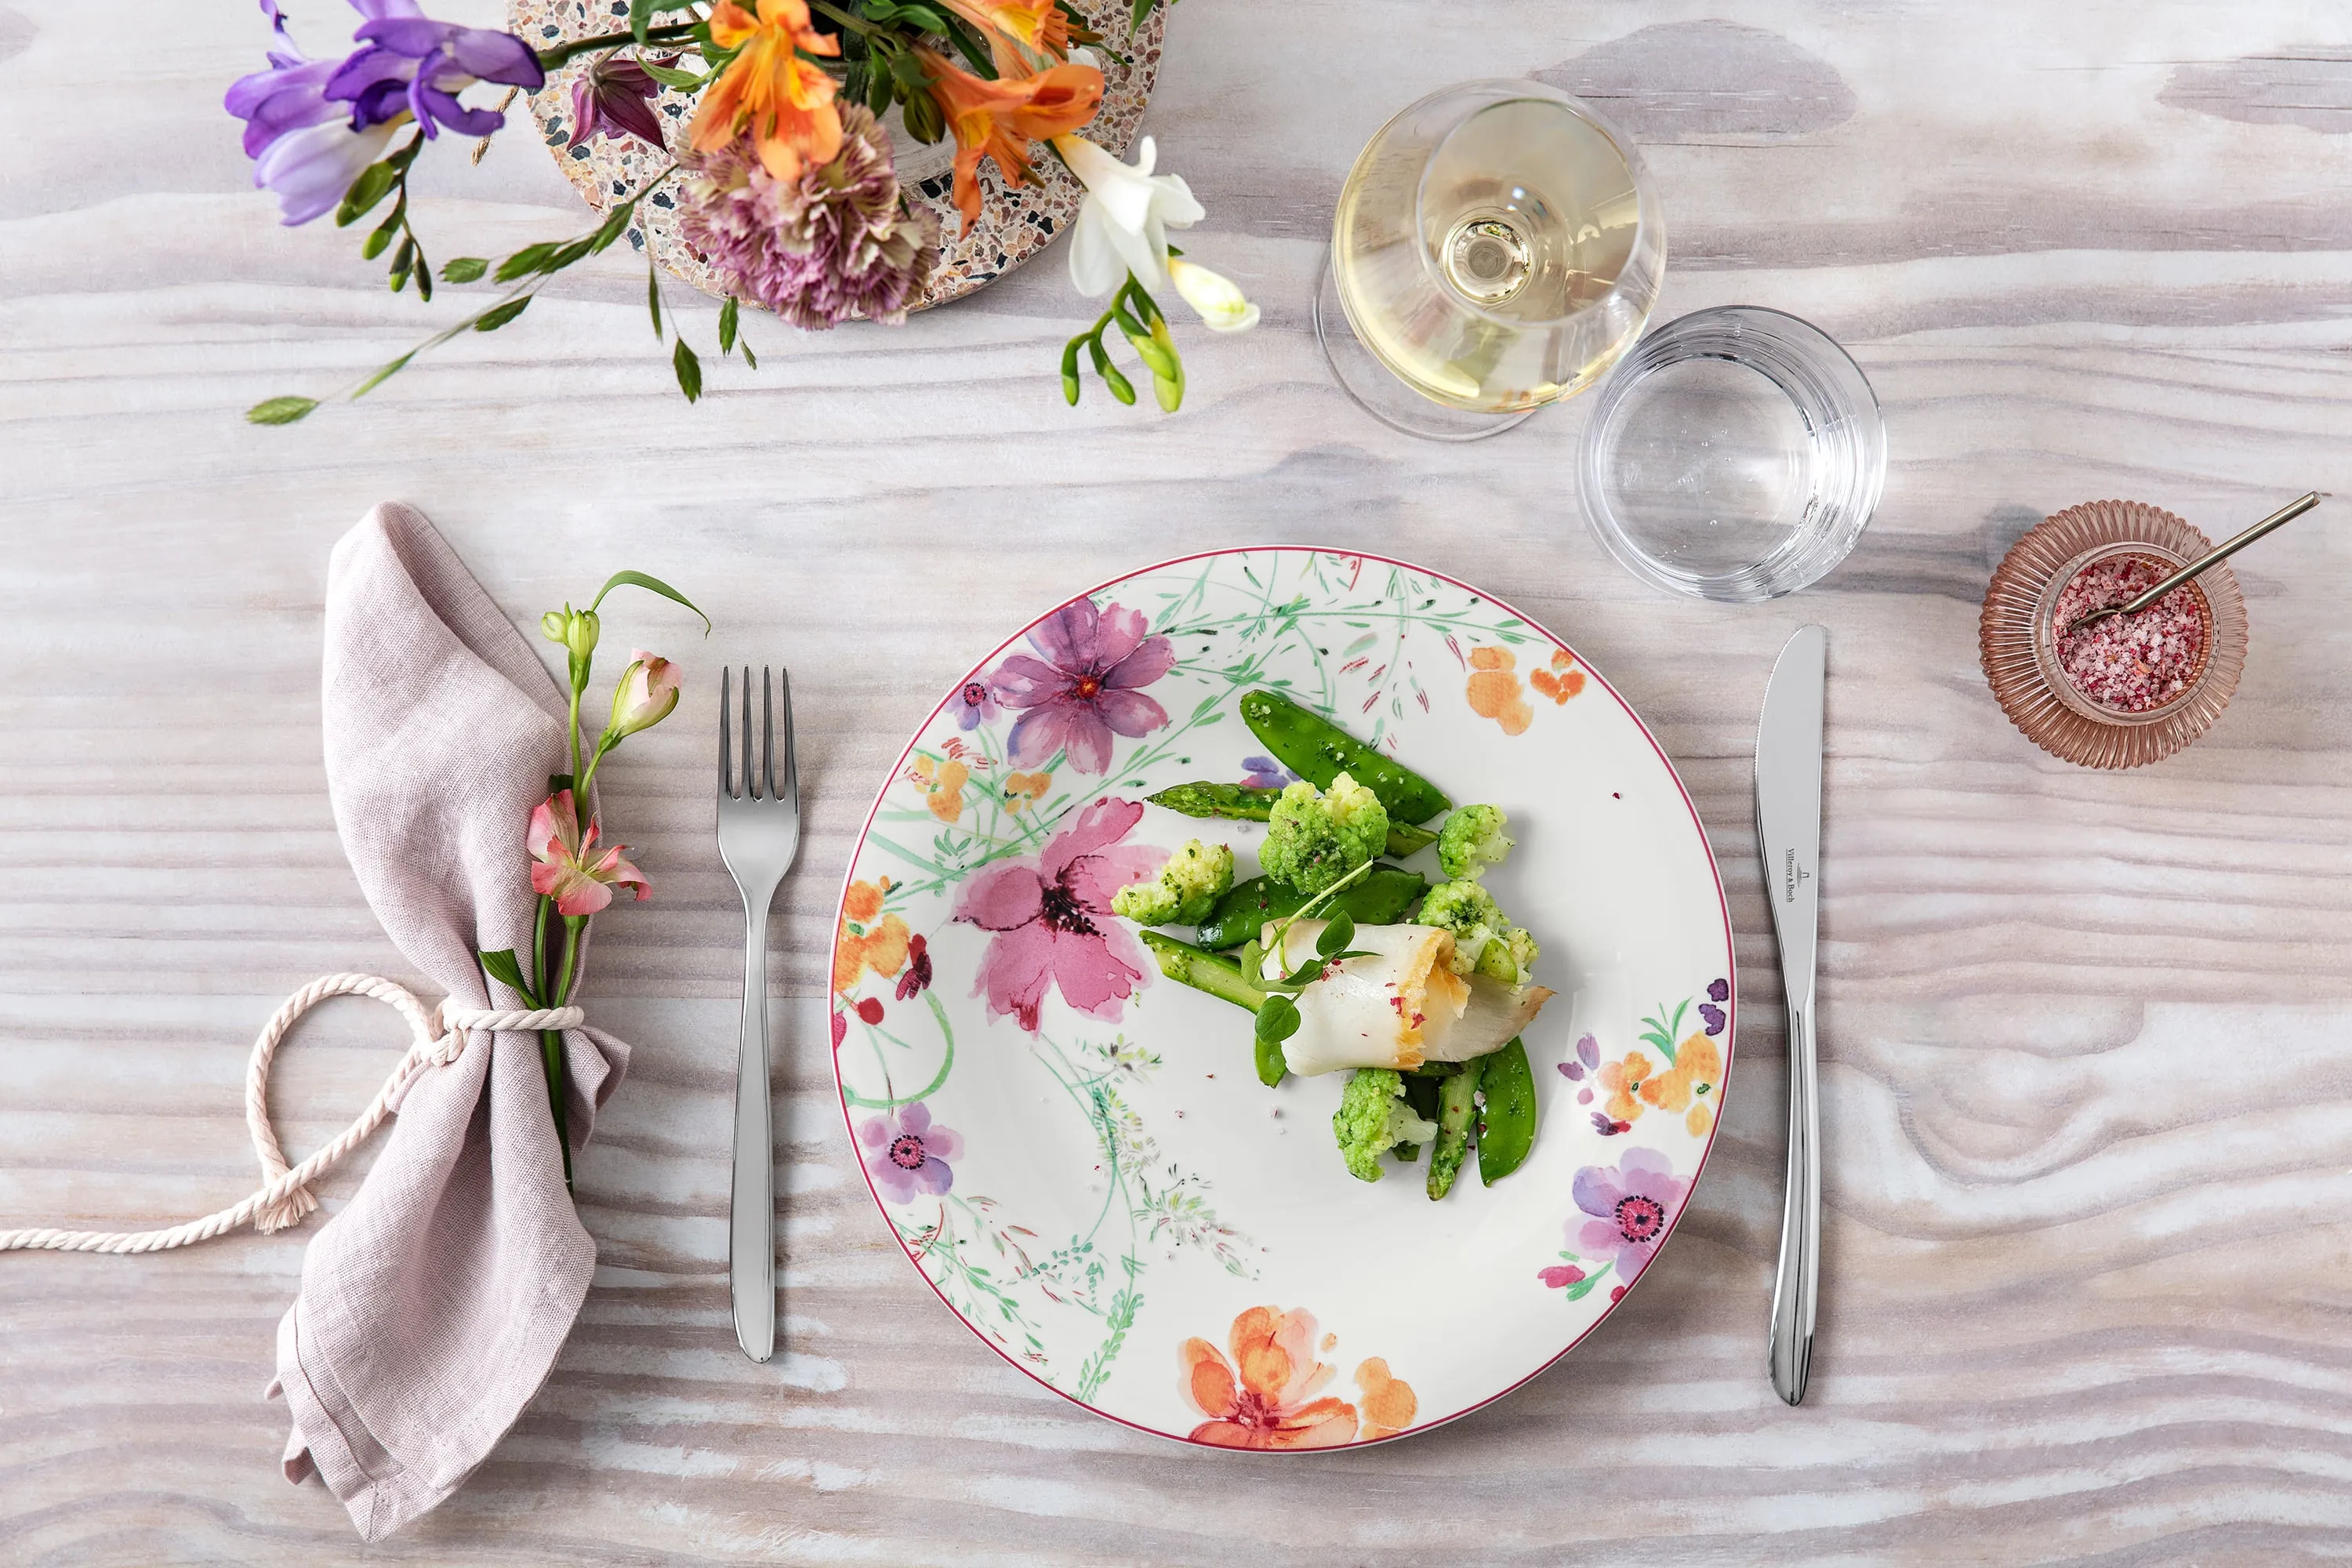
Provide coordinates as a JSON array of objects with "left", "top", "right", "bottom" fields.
[{"left": 717, "top": 666, "right": 800, "bottom": 1363}]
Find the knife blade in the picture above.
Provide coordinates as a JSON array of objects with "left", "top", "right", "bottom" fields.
[{"left": 1756, "top": 623, "right": 1826, "bottom": 1406}]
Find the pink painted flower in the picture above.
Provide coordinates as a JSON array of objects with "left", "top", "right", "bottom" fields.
[
  {"left": 608, "top": 649, "right": 681, "bottom": 739},
  {"left": 953, "top": 796, "right": 1164, "bottom": 1032},
  {"left": 528, "top": 789, "right": 649, "bottom": 916},
  {"left": 860, "top": 1100, "right": 963, "bottom": 1203},
  {"left": 1570, "top": 1146, "right": 1690, "bottom": 1273},
  {"left": 988, "top": 598, "right": 1174, "bottom": 775},
  {"left": 1537, "top": 1264, "right": 1587, "bottom": 1290}
]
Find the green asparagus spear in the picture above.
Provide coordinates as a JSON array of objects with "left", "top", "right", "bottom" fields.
[
  {"left": 1138, "top": 931, "right": 1266, "bottom": 1013},
  {"left": 1240, "top": 690, "right": 1452, "bottom": 826},
  {"left": 1428, "top": 1054, "right": 1486, "bottom": 1200},
  {"left": 1146, "top": 782, "right": 1438, "bottom": 858},
  {"left": 1475, "top": 1039, "right": 1537, "bottom": 1186},
  {"left": 1193, "top": 865, "right": 1427, "bottom": 950}
]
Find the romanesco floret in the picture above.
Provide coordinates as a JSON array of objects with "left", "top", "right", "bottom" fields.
[
  {"left": 1417, "top": 878, "right": 1541, "bottom": 987},
  {"left": 1111, "top": 838, "right": 1235, "bottom": 927},
  {"left": 1259, "top": 772, "right": 1388, "bottom": 895},
  {"left": 1437, "top": 804, "right": 1514, "bottom": 881},
  {"left": 1331, "top": 1067, "right": 1440, "bottom": 1182}
]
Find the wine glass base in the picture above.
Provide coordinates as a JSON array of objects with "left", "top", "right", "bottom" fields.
[{"left": 1312, "top": 250, "right": 1537, "bottom": 443}]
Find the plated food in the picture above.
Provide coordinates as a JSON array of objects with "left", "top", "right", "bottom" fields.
[{"left": 832, "top": 548, "right": 1733, "bottom": 1448}]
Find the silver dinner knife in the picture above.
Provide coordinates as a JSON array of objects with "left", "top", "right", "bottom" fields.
[{"left": 1757, "top": 624, "right": 1826, "bottom": 1406}]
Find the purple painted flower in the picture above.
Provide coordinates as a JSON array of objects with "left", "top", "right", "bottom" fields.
[
  {"left": 568, "top": 53, "right": 676, "bottom": 151},
  {"left": 1571, "top": 1146, "right": 1690, "bottom": 1272},
  {"left": 951, "top": 677, "right": 1000, "bottom": 731},
  {"left": 989, "top": 598, "right": 1174, "bottom": 775},
  {"left": 1240, "top": 755, "right": 1298, "bottom": 790},
  {"left": 1591, "top": 1111, "right": 1629, "bottom": 1136},
  {"left": 1557, "top": 1032, "right": 1601, "bottom": 1082},
  {"left": 327, "top": 9, "right": 544, "bottom": 139},
  {"left": 678, "top": 106, "right": 940, "bottom": 331},
  {"left": 1698, "top": 1003, "right": 1726, "bottom": 1036},
  {"left": 1708, "top": 978, "right": 1730, "bottom": 1004},
  {"left": 859, "top": 1101, "right": 964, "bottom": 1203}
]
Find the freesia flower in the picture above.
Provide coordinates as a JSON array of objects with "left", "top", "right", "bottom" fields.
[
  {"left": 859, "top": 1101, "right": 963, "bottom": 1203},
  {"left": 920, "top": 49, "right": 1103, "bottom": 230},
  {"left": 226, "top": 2, "right": 401, "bottom": 224},
  {"left": 679, "top": 106, "right": 940, "bottom": 330},
  {"left": 1051, "top": 132, "right": 1203, "bottom": 298},
  {"left": 608, "top": 650, "right": 681, "bottom": 739},
  {"left": 986, "top": 597, "right": 1173, "bottom": 774},
  {"left": 326, "top": 9, "right": 544, "bottom": 138},
  {"left": 1570, "top": 1146, "right": 1691, "bottom": 1273},
  {"left": 1168, "top": 257, "right": 1259, "bottom": 333},
  {"left": 1179, "top": 1306, "right": 1360, "bottom": 1450},
  {"left": 568, "top": 52, "right": 677, "bottom": 151},
  {"left": 527, "top": 789, "right": 649, "bottom": 916},
  {"left": 688, "top": 0, "right": 841, "bottom": 183},
  {"left": 954, "top": 796, "right": 1163, "bottom": 1032}
]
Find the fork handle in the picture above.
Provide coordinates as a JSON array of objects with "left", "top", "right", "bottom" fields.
[
  {"left": 730, "top": 898, "right": 776, "bottom": 1363},
  {"left": 1766, "top": 999, "right": 1819, "bottom": 1406}
]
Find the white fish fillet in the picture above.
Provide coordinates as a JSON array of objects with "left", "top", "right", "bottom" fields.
[{"left": 1263, "top": 920, "right": 1553, "bottom": 1076}]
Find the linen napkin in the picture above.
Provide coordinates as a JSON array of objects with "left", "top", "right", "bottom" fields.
[{"left": 267, "top": 501, "right": 631, "bottom": 1541}]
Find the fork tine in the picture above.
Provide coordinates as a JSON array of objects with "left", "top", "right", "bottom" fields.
[
  {"left": 775, "top": 666, "right": 799, "bottom": 814},
  {"left": 719, "top": 666, "right": 734, "bottom": 800},
  {"left": 760, "top": 666, "right": 776, "bottom": 800},
  {"left": 741, "top": 666, "right": 757, "bottom": 799}
]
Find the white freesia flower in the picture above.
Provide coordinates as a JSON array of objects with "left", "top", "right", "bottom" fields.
[
  {"left": 1054, "top": 133, "right": 1204, "bottom": 298},
  {"left": 1167, "top": 257, "right": 1260, "bottom": 333}
]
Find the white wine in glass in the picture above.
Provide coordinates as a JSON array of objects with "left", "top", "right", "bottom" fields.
[{"left": 1323, "top": 81, "right": 1664, "bottom": 434}]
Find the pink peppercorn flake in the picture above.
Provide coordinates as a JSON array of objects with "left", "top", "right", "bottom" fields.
[{"left": 2053, "top": 554, "right": 2209, "bottom": 714}]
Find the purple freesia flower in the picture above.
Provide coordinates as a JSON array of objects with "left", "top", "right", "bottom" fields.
[
  {"left": 1571, "top": 1146, "right": 1690, "bottom": 1272},
  {"left": 1240, "top": 755, "right": 1298, "bottom": 790},
  {"left": 328, "top": 9, "right": 544, "bottom": 139},
  {"left": 569, "top": 53, "right": 676, "bottom": 151},
  {"left": 226, "top": 1, "right": 402, "bottom": 223},
  {"left": 859, "top": 1101, "right": 963, "bottom": 1203},
  {"left": 989, "top": 597, "right": 1174, "bottom": 775}
]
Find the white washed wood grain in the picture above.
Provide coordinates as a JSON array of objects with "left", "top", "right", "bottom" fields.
[{"left": 8, "top": 0, "right": 2352, "bottom": 1563}]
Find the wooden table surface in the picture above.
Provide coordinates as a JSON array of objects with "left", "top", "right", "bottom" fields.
[{"left": 8, "top": 2, "right": 2352, "bottom": 1563}]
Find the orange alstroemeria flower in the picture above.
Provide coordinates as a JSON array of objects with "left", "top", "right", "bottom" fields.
[
  {"left": 1179, "top": 1306, "right": 1360, "bottom": 1450},
  {"left": 938, "top": 0, "right": 1069, "bottom": 74},
  {"left": 690, "top": 0, "right": 842, "bottom": 181},
  {"left": 919, "top": 48, "right": 1102, "bottom": 229}
]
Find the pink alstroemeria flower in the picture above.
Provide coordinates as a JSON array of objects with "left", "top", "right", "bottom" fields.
[
  {"left": 528, "top": 789, "right": 649, "bottom": 916},
  {"left": 954, "top": 796, "right": 1163, "bottom": 1032},
  {"left": 609, "top": 649, "right": 681, "bottom": 739}
]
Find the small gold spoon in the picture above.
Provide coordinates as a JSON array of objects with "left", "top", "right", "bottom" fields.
[{"left": 2066, "top": 492, "right": 2322, "bottom": 636}]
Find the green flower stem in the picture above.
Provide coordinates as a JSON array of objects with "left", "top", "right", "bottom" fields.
[
  {"left": 574, "top": 732, "right": 617, "bottom": 820},
  {"left": 807, "top": 0, "right": 889, "bottom": 36},
  {"left": 545, "top": 914, "right": 585, "bottom": 1188},
  {"left": 535, "top": 22, "right": 699, "bottom": 71}
]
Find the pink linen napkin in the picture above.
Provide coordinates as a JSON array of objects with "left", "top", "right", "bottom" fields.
[{"left": 267, "top": 501, "right": 631, "bottom": 1540}]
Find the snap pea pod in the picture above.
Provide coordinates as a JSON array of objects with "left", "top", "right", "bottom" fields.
[
  {"left": 1240, "top": 690, "right": 1453, "bottom": 826},
  {"left": 1146, "top": 782, "right": 1438, "bottom": 859},
  {"left": 1474, "top": 1039, "right": 1537, "bottom": 1186},
  {"left": 1427, "top": 1055, "right": 1486, "bottom": 1200},
  {"left": 1193, "top": 865, "right": 1428, "bottom": 951},
  {"left": 1397, "top": 1073, "right": 1443, "bottom": 1163}
]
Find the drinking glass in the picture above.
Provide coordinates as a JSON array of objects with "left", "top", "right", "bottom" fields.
[{"left": 1315, "top": 80, "right": 1665, "bottom": 441}]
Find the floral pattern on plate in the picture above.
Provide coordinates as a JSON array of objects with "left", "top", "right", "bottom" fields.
[{"left": 833, "top": 549, "right": 1735, "bottom": 1444}]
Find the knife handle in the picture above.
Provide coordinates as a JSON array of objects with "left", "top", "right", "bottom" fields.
[{"left": 1767, "top": 998, "right": 1819, "bottom": 1406}]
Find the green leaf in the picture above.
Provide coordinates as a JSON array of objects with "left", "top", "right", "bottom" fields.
[
  {"left": 590, "top": 569, "right": 712, "bottom": 633},
  {"left": 245, "top": 395, "right": 319, "bottom": 426},
  {"left": 1254, "top": 993, "right": 1300, "bottom": 1044},
  {"left": 865, "top": 56, "right": 895, "bottom": 113},
  {"left": 335, "top": 160, "right": 399, "bottom": 227},
  {"left": 478, "top": 948, "right": 541, "bottom": 1005},
  {"left": 495, "top": 241, "right": 561, "bottom": 282},
  {"left": 637, "top": 56, "right": 704, "bottom": 88},
  {"left": 1131, "top": 0, "right": 1156, "bottom": 30},
  {"left": 351, "top": 349, "right": 417, "bottom": 401},
  {"left": 630, "top": 0, "right": 651, "bottom": 47},
  {"left": 590, "top": 201, "right": 638, "bottom": 253},
  {"left": 672, "top": 336, "right": 701, "bottom": 402},
  {"left": 474, "top": 294, "right": 533, "bottom": 331},
  {"left": 739, "top": 338, "right": 757, "bottom": 370},
  {"left": 935, "top": 9, "right": 996, "bottom": 75},
  {"left": 719, "top": 295, "right": 739, "bottom": 354},
  {"left": 441, "top": 256, "right": 489, "bottom": 283},
  {"left": 647, "top": 265, "right": 664, "bottom": 339},
  {"left": 1317, "top": 911, "right": 1356, "bottom": 957}
]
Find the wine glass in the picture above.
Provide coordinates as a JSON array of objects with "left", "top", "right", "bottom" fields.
[{"left": 1314, "top": 80, "right": 1665, "bottom": 441}]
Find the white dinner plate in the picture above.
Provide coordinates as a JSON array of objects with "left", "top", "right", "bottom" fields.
[{"left": 829, "top": 547, "right": 1733, "bottom": 1448}]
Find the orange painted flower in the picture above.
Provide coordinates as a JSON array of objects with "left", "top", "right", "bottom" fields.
[
  {"left": 912, "top": 754, "right": 968, "bottom": 823},
  {"left": 1465, "top": 645, "right": 1533, "bottom": 735},
  {"left": 939, "top": 0, "right": 1069, "bottom": 73},
  {"left": 919, "top": 48, "right": 1102, "bottom": 229},
  {"left": 1354, "top": 1357, "right": 1417, "bottom": 1440},
  {"left": 1529, "top": 648, "right": 1585, "bottom": 704},
  {"left": 1639, "top": 1033, "right": 1722, "bottom": 1136},
  {"left": 689, "top": 0, "right": 842, "bottom": 181},
  {"left": 833, "top": 876, "right": 913, "bottom": 993},
  {"left": 1598, "top": 1049, "right": 1655, "bottom": 1124},
  {"left": 1179, "top": 1306, "right": 1359, "bottom": 1450},
  {"left": 1003, "top": 769, "right": 1051, "bottom": 811}
]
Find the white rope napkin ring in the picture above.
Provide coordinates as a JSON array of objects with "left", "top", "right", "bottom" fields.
[{"left": 0, "top": 973, "right": 582, "bottom": 1256}]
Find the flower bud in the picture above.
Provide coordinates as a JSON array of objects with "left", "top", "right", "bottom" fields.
[
  {"left": 1168, "top": 257, "right": 1260, "bottom": 334},
  {"left": 608, "top": 649, "right": 681, "bottom": 739},
  {"left": 541, "top": 605, "right": 600, "bottom": 691}
]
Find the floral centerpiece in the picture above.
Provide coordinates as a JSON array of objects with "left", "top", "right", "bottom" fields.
[{"left": 227, "top": 0, "right": 1255, "bottom": 423}]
